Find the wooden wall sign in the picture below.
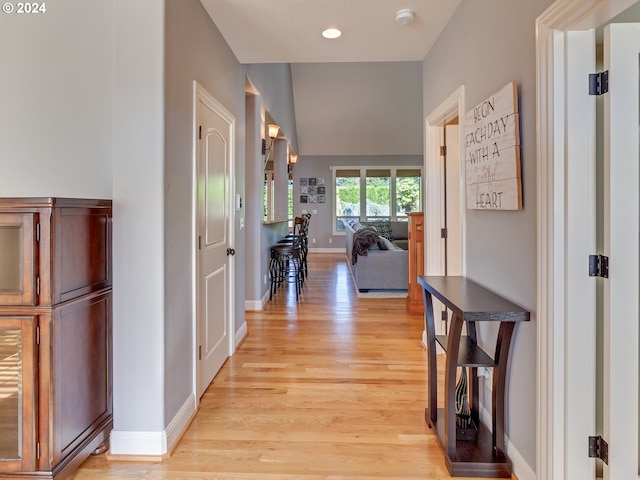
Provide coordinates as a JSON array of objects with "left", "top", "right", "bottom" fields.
[{"left": 464, "top": 81, "right": 522, "bottom": 210}]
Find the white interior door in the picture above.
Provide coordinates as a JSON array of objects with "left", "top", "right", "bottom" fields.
[
  {"left": 195, "top": 84, "right": 235, "bottom": 399},
  {"left": 602, "top": 22, "right": 640, "bottom": 479}
]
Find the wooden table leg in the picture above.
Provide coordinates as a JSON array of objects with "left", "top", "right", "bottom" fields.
[
  {"left": 422, "top": 289, "right": 437, "bottom": 425},
  {"left": 492, "top": 321, "right": 515, "bottom": 456},
  {"left": 445, "top": 313, "right": 464, "bottom": 459}
]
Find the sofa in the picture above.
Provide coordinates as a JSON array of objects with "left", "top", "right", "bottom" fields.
[{"left": 345, "top": 220, "right": 409, "bottom": 292}]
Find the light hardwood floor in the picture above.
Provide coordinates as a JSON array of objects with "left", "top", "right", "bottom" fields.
[{"left": 70, "top": 253, "right": 508, "bottom": 480}]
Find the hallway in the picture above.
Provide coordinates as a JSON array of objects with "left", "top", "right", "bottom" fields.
[{"left": 70, "top": 253, "right": 502, "bottom": 479}]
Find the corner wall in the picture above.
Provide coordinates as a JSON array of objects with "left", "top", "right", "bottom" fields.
[
  {"left": 422, "top": 0, "right": 555, "bottom": 474},
  {"left": 164, "top": 0, "right": 246, "bottom": 428}
]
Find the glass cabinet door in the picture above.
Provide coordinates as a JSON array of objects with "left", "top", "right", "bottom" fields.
[
  {"left": 0, "top": 214, "right": 38, "bottom": 306},
  {"left": 0, "top": 317, "right": 36, "bottom": 472}
]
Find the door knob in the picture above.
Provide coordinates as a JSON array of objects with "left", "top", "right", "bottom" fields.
[{"left": 226, "top": 248, "right": 236, "bottom": 256}]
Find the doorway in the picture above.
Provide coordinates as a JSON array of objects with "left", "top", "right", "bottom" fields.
[{"left": 424, "top": 87, "right": 466, "bottom": 343}]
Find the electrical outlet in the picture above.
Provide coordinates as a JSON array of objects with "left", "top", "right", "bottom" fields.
[
  {"left": 328, "top": 238, "right": 332, "bottom": 244},
  {"left": 312, "top": 238, "right": 316, "bottom": 243},
  {"left": 263, "top": 275, "right": 267, "bottom": 285}
]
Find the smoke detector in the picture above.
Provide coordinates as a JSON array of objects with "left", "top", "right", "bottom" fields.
[{"left": 395, "top": 9, "right": 415, "bottom": 25}]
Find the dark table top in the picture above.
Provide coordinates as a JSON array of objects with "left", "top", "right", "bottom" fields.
[{"left": 418, "top": 275, "right": 530, "bottom": 322}]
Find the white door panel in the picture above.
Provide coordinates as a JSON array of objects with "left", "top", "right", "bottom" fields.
[
  {"left": 603, "top": 22, "right": 640, "bottom": 479},
  {"left": 195, "top": 83, "right": 235, "bottom": 399}
]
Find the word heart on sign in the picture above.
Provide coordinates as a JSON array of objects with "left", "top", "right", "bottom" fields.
[{"left": 464, "top": 81, "right": 522, "bottom": 210}]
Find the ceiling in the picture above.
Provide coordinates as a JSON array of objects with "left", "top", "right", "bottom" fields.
[
  {"left": 200, "top": 0, "right": 462, "bottom": 63},
  {"left": 200, "top": 0, "right": 464, "bottom": 156}
]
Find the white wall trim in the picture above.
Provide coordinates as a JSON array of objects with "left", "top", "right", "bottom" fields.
[
  {"left": 308, "top": 247, "right": 344, "bottom": 253},
  {"left": 245, "top": 299, "right": 264, "bottom": 311},
  {"left": 110, "top": 430, "right": 167, "bottom": 456},
  {"left": 110, "top": 393, "right": 196, "bottom": 456},
  {"left": 478, "top": 404, "right": 535, "bottom": 480},
  {"left": 234, "top": 320, "right": 248, "bottom": 349},
  {"left": 166, "top": 393, "right": 197, "bottom": 452}
]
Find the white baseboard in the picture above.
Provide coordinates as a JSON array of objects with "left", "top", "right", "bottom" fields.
[
  {"left": 244, "top": 299, "right": 263, "bottom": 311},
  {"left": 245, "top": 288, "right": 271, "bottom": 311},
  {"left": 109, "top": 393, "right": 196, "bottom": 456},
  {"left": 479, "top": 404, "right": 535, "bottom": 480},
  {"left": 234, "top": 320, "right": 248, "bottom": 349},
  {"left": 308, "top": 247, "right": 344, "bottom": 253}
]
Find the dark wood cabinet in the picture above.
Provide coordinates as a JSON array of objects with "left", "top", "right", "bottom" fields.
[{"left": 0, "top": 198, "right": 112, "bottom": 480}]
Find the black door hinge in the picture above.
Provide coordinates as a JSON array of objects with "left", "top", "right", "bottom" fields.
[
  {"left": 198, "top": 126, "right": 202, "bottom": 140},
  {"left": 198, "top": 235, "right": 202, "bottom": 250},
  {"left": 441, "top": 311, "right": 448, "bottom": 322},
  {"left": 589, "top": 435, "right": 609, "bottom": 464},
  {"left": 199, "top": 345, "right": 202, "bottom": 360},
  {"left": 440, "top": 145, "right": 447, "bottom": 156},
  {"left": 589, "top": 71, "right": 609, "bottom": 95},
  {"left": 441, "top": 228, "right": 448, "bottom": 239},
  {"left": 589, "top": 254, "right": 609, "bottom": 278}
]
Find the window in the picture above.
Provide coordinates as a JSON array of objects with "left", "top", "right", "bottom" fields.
[
  {"left": 335, "top": 169, "right": 360, "bottom": 232},
  {"left": 395, "top": 169, "right": 422, "bottom": 220},
  {"left": 366, "top": 169, "right": 390, "bottom": 221},
  {"left": 333, "top": 166, "right": 422, "bottom": 233}
]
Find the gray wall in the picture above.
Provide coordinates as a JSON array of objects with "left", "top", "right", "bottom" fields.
[
  {"left": 422, "top": 0, "right": 555, "bottom": 469},
  {"left": 164, "top": 0, "right": 246, "bottom": 427},
  {"left": 0, "top": 0, "right": 113, "bottom": 197}
]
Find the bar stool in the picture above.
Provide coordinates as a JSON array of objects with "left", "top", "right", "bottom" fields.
[{"left": 269, "top": 239, "right": 303, "bottom": 300}]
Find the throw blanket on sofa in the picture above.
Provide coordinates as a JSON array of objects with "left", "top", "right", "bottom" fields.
[{"left": 351, "top": 227, "right": 379, "bottom": 265}]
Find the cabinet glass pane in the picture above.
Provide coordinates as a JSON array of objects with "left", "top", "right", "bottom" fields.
[
  {"left": 0, "top": 328, "right": 22, "bottom": 459},
  {"left": 0, "top": 227, "right": 22, "bottom": 292}
]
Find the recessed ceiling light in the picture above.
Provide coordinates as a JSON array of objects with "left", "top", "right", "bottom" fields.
[{"left": 322, "top": 28, "right": 342, "bottom": 39}]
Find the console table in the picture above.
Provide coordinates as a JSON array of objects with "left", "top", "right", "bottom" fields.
[{"left": 418, "top": 276, "right": 529, "bottom": 477}]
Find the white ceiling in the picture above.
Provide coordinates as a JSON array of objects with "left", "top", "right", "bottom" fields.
[
  {"left": 200, "top": 0, "right": 463, "bottom": 155},
  {"left": 200, "top": 0, "right": 463, "bottom": 63}
]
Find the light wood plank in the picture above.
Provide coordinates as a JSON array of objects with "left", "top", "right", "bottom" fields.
[{"left": 70, "top": 253, "right": 513, "bottom": 480}]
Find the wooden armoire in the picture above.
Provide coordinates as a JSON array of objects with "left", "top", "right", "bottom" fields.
[{"left": 0, "top": 198, "right": 113, "bottom": 480}]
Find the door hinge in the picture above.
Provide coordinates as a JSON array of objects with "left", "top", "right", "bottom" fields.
[
  {"left": 589, "top": 254, "right": 609, "bottom": 278},
  {"left": 441, "top": 228, "right": 448, "bottom": 239},
  {"left": 198, "top": 235, "right": 202, "bottom": 250},
  {"left": 36, "top": 325, "right": 40, "bottom": 346},
  {"left": 198, "top": 125, "right": 202, "bottom": 140},
  {"left": 589, "top": 71, "right": 609, "bottom": 95},
  {"left": 441, "top": 310, "right": 448, "bottom": 322},
  {"left": 36, "top": 222, "right": 40, "bottom": 242},
  {"left": 198, "top": 345, "right": 202, "bottom": 360},
  {"left": 440, "top": 145, "right": 447, "bottom": 156},
  {"left": 588, "top": 435, "right": 609, "bottom": 464}
]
